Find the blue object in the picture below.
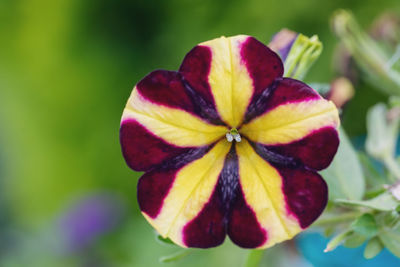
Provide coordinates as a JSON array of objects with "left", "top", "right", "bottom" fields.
[{"left": 296, "top": 232, "right": 400, "bottom": 267}]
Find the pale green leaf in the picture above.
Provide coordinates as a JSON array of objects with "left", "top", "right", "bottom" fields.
[
  {"left": 321, "top": 128, "right": 365, "bottom": 200},
  {"left": 351, "top": 214, "right": 378, "bottom": 238},
  {"left": 343, "top": 232, "right": 367, "bottom": 248},
  {"left": 379, "top": 225, "right": 400, "bottom": 258},
  {"left": 364, "top": 237, "right": 384, "bottom": 259},
  {"left": 335, "top": 192, "right": 398, "bottom": 211}
]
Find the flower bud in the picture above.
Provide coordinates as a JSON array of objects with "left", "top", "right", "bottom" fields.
[
  {"left": 327, "top": 77, "right": 355, "bottom": 109},
  {"left": 269, "top": 29, "right": 322, "bottom": 79}
]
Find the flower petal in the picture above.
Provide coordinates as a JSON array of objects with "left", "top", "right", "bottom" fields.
[
  {"left": 140, "top": 141, "right": 231, "bottom": 248},
  {"left": 137, "top": 146, "right": 213, "bottom": 218},
  {"left": 228, "top": 185, "right": 268, "bottom": 248},
  {"left": 136, "top": 70, "right": 196, "bottom": 114},
  {"left": 241, "top": 98, "right": 339, "bottom": 146},
  {"left": 120, "top": 120, "right": 207, "bottom": 171},
  {"left": 122, "top": 88, "right": 226, "bottom": 147},
  {"left": 261, "top": 126, "right": 339, "bottom": 170},
  {"left": 229, "top": 140, "right": 328, "bottom": 249},
  {"left": 244, "top": 78, "right": 321, "bottom": 123},
  {"left": 120, "top": 70, "right": 228, "bottom": 171},
  {"left": 276, "top": 167, "right": 328, "bottom": 229},
  {"left": 232, "top": 140, "right": 302, "bottom": 249},
  {"left": 180, "top": 36, "right": 283, "bottom": 127},
  {"left": 213, "top": 144, "right": 268, "bottom": 249}
]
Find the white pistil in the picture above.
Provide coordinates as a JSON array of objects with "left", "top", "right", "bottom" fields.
[
  {"left": 226, "top": 132, "right": 241, "bottom": 142},
  {"left": 226, "top": 133, "right": 234, "bottom": 142},
  {"left": 234, "top": 134, "right": 241, "bottom": 142}
]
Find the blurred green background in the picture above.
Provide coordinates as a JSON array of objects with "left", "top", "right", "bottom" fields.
[{"left": 0, "top": 0, "right": 399, "bottom": 266}]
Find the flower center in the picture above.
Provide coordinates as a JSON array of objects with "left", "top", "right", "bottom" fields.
[{"left": 225, "top": 128, "right": 241, "bottom": 142}]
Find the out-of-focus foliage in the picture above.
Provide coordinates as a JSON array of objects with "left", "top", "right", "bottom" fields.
[
  {"left": 315, "top": 11, "right": 400, "bottom": 261},
  {"left": 1, "top": 0, "right": 400, "bottom": 266}
]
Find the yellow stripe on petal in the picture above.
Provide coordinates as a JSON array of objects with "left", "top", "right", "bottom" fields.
[
  {"left": 241, "top": 99, "right": 340, "bottom": 145},
  {"left": 144, "top": 140, "right": 231, "bottom": 247},
  {"left": 201, "top": 35, "right": 254, "bottom": 127},
  {"left": 236, "top": 139, "right": 301, "bottom": 249},
  {"left": 122, "top": 89, "right": 227, "bottom": 147}
]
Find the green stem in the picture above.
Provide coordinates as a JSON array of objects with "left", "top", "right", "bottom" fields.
[
  {"left": 159, "top": 249, "right": 192, "bottom": 263},
  {"left": 312, "top": 212, "right": 361, "bottom": 227},
  {"left": 244, "top": 249, "right": 264, "bottom": 267},
  {"left": 383, "top": 155, "right": 400, "bottom": 181}
]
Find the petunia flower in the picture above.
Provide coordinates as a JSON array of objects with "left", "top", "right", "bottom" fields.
[{"left": 120, "top": 35, "right": 340, "bottom": 249}]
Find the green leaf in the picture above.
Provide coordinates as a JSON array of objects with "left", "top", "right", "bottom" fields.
[
  {"left": 364, "top": 237, "right": 384, "bottom": 259},
  {"left": 379, "top": 225, "right": 400, "bottom": 258},
  {"left": 365, "top": 104, "right": 399, "bottom": 160},
  {"left": 343, "top": 232, "right": 367, "bottom": 248},
  {"left": 358, "top": 153, "right": 387, "bottom": 189},
  {"left": 335, "top": 192, "right": 398, "bottom": 211},
  {"left": 159, "top": 249, "right": 192, "bottom": 263},
  {"left": 375, "top": 211, "right": 400, "bottom": 228},
  {"left": 321, "top": 128, "right": 365, "bottom": 200},
  {"left": 351, "top": 214, "right": 378, "bottom": 238}
]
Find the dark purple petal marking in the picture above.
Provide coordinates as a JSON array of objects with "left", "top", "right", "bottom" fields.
[
  {"left": 248, "top": 139, "right": 302, "bottom": 169},
  {"left": 217, "top": 144, "right": 239, "bottom": 213},
  {"left": 183, "top": 189, "right": 226, "bottom": 248},
  {"left": 137, "top": 70, "right": 195, "bottom": 113},
  {"left": 279, "top": 167, "right": 328, "bottom": 228},
  {"left": 244, "top": 78, "right": 320, "bottom": 123},
  {"left": 120, "top": 120, "right": 197, "bottom": 172},
  {"left": 136, "top": 69, "right": 224, "bottom": 125},
  {"left": 179, "top": 46, "right": 225, "bottom": 125},
  {"left": 138, "top": 169, "right": 177, "bottom": 218},
  {"left": 184, "top": 144, "right": 268, "bottom": 249},
  {"left": 228, "top": 186, "right": 267, "bottom": 248},
  {"left": 182, "top": 79, "right": 226, "bottom": 125},
  {"left": 137, "top": 145, "right": 213, "bottom": 218},
  {"left": 216, "top": 145, "right": 267, "bottom": 248},
  {"left": 241, "top": 37, "right": 283, "bottom": 96},
  {"left": 179, "top": 46, "right": 214, "bottom": 105},
  {"left": 265, "top": 127, "right": 339, "bottom": 171}
]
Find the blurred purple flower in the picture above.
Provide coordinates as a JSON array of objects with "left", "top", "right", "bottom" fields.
[
  {"left": 268, "top": 28, "right": 298, "bottom": 61},
  {"left": 59, "top": 193, "right": 125, "bottom": 252}
]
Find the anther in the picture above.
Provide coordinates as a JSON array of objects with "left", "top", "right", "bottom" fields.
[{"left": 226, "top": 128, "right": 241, "bottom": 142}]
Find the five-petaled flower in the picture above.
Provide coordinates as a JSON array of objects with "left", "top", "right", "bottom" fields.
[{"left": 120, "top": 35, "right": 340, "bottom": 249}]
